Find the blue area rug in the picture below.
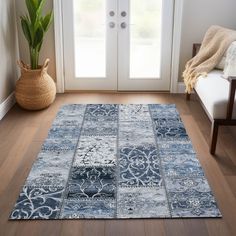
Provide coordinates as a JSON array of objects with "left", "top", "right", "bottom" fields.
[{"left": 10, "top": 104, "right": 221, "bottom": 219}]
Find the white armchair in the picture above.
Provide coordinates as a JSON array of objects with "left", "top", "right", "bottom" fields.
[{"left": 187, "top": 43, "right": 236, "bottom": 155}]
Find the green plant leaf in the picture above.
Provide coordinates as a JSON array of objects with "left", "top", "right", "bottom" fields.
[
  {"left": 36, "top": 0, "right": 46, "bottom": 16},
  {"left": 37, "top": 0, "right": 44, "bottom": 7},
  {"left": 21, "top": 0, "right": 52, "bottom": 68},
  {"left": 41, "top": 11, "right": 53, "bottom": 32},
  {"left": 25, "top": 15, "right": 35, "bottom": 44},
  {"left": 38, "top": 40, "right": 43, "bottom": 52},
  {"left": 33, "top": 0, "right": 46, "bottom": 29},
  {"left": 25, "top": 0, "right": 37, "bottom": 23},
  {"left": 20, "top": 16, "right": 32, "bottom": 46},
  {"left": 33, "top": 0, "right": 39, "bottom": 7},
  {"left": 33, "top": 24, "right": 44, "bottom": 48}
]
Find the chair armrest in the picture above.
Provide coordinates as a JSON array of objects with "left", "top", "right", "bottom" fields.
[
  {"left": 227, "top": 77, "right": 236, "bottom": 119},
  {"left": 192, "top": 43, "right": 201, "bottom": 57}
]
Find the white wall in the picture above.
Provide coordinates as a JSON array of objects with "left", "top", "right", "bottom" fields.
[
  {"left": 0, "top": 0, "right": 19, "bottom": 103},
  {"left": 15, "top": 0, "right": 56, "bottom": 80},
  {"left": 179, "top": 0, "right": 236, "bottom": 81}
]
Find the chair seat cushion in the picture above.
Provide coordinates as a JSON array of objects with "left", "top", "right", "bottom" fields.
[{"left": 194, "top": 70, "right": 236, "bottom": 119}]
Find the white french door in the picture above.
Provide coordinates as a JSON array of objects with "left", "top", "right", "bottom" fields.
[{"left": 62, "top": 0, "right": 174, "bottom": 91}]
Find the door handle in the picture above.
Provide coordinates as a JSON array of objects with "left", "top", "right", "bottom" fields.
[
  {"left": 121, "top": 11, "right": 127, "bottom": 17},
  {"left": 109, "top": 22, "right": 115, "bottom": 28},
  {"left": 120, "top": 22, "right": 127, "bottom": 29},
  {"left": 109, "top": 11, "right": 115, "bottom": 17}
]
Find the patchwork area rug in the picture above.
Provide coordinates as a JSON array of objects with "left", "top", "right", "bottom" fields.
[{"left": 10, "top": 104, "right": 221, "bottom": 220}]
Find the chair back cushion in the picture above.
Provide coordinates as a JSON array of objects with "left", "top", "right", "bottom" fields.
[{"left": 223, "top": 41, "right": 236, "bottom": 78}]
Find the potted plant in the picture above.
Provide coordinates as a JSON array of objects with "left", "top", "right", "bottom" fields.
[{"left": 15, "top": 0, "right": 56, "bottom": 110}]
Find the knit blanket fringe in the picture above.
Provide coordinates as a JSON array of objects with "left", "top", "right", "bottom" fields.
[{"left": 183, "top": 25, "right": 236, "bottom": 94}]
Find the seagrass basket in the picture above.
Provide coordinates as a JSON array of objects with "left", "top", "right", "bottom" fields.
[{"left": 15, "top": 59, "right": 56, "bottom": 110}]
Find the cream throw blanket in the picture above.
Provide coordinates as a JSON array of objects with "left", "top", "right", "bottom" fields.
[{"left": 183, "top": 25, "right": 236, "bottom": 93}]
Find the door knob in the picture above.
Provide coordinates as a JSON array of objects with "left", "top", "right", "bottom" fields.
[
  {"left": 121, "top": 11, "right": 127, "bottom": 17},
  {"left": 109, "top": 11, "right": 115, "bottom": 17},
  {"left": 120, "top": 22, "right": 127, "bottom": 29},
  {"left": 109, "top": 22, "right": 115, "bottom": 28}
]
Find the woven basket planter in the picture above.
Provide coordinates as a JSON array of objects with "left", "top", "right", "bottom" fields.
[{"left": 15, "top": 59, "right": 56, "bottom": 111}]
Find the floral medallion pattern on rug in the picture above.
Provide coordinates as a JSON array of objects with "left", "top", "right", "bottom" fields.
[{"left": 10, "top": 104, "right": 221, "bottom": 219}]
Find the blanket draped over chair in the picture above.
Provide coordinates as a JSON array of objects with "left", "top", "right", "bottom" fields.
[{"left": 183, "top": 25, "right": 236, "bottom": 94}]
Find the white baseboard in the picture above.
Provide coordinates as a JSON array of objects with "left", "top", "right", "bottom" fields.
[
  {"left": 177, "top": 82, "right": 186, "bottom": 93},
  {"left": 177, "top": 82, "right": 195, "bottom": 94},
  {"left": 0, "top": 92, "right": 16, "bottom": 120}
]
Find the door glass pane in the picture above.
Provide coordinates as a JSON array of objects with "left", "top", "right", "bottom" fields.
[
  {"left": 73, "top": 0, "right": 106, "bottom": 77},
  {"left": 130, "top": 0, "right": 162, "bottom": 78}
]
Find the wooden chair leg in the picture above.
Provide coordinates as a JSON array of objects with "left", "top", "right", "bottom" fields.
[
  {"left": 210, "top": 120, "right": 219, "bottom": 155},
  {"left": 186, "top": 93, "right": 191, "bottom": 101}
]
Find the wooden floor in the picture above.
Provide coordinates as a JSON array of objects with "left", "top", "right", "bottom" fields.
[{"left": 0, "top": 93, "right": 236, "bottom": 236}]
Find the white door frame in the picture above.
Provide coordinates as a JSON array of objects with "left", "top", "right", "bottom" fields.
[{"left": 54, "top": 0, "right": 183, "bottom": 93}]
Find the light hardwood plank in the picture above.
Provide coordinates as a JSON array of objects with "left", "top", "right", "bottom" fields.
[
  {"left": 60, "top": 221, "right": 84, "bottom": 236},
  {"left": 164, "top": 220, "right": 186, "bottom": 236},
  {"left": 105, "top": 220, "right": 129, "bottom": 236},
  {"left": 83, "top": 221, "right": 105, "bottom": 236},
  {"left": 144, "top": 220, "right": 166, "bottom": 236}
]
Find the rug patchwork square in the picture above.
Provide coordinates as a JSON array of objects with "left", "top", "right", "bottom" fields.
[{"left": 10, "top": 104, "right": 222, "bottom": 220}]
